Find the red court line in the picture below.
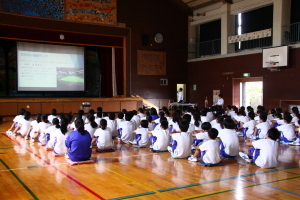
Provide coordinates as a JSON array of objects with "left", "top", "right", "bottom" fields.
[{"left": 1, "top": 133, "right": 106, "bottom": 200}]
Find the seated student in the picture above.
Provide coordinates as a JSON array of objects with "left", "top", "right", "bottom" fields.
[
  {"left": 267, "top": 109, "right": 275, "bottom": 121},
  {"left": 137, "top": 107, "right": 145, "bottom": 119},
  {"left": 33, "top": 114, "right": 51, "bottom": 145},
  {"left": 290, "top": 128, "right": 300, "bottom": 145},
  {"left": 239, "top": 128, "right": 280, "bottom": 168},
  {"left": 192, "top": 114, "right": 202, "bottom": 131},
  {"left": 118, "top": 112, "right": 135, "bottom": 144},
  {"left": 78, "top": 110, "right": 86, "bottom": 122},
  {"left": 200, "top": 111, "right": 209, "bottom": 123},
  {"left": 229, "top": 106, "right": 238, "bottom": 119},
  {"left": 107, "top": 112, "right": 118, "bottom": 138},
  {"left": 192, "top": 122, "right": 212, "bottom": 147},
  {"left": 218, "top": 118, "right": 239, "bottom": 158},
  {"left": 150, "top": 107, "right": 159, "bottom": 121},
  {"left": 102, "top": 112, "right": 109, "bottom": 121},
  {"left": 45, "top": 118, "right": 60, "bottom": 150},
  {"left": 233, "top": 110, "right": 248, "bottom": 125},
  {"left": 154, "top": 117, "right": 168, "bottom": 131},
  {"left": 53, "top": 118, "right": 72, "bottom": 155},
  {"left": 25, "top": 114, "right": 42, "bottom": 140},
  {"left": 13, "top": 111, "right": 32, "bottom": 137},
  {"left": 148, "top": 120, "right": 170, "bottom": 152},
  {"left": 48, "top": 109, "right": 57, "bottom": 124},
  {"left": 168, "top": 113, "right": 181, "bottom": 133},
  {"left": 65, "top": 118, "right": 92, "bottom": 161},
  {"left": 254, "top": 112, "right": 270, "bottom": 139},
  {"left": 271, "top": 112, "right": 285, "bottom": 127},
  {"left": 84, "top": 115, "right": 98, "bottom": 138},
  {"left": 93, "top": 119, "right": 114, "bottom": 152},
  {"left": 238, "top": 112, "right": 256, "bottom": 138},
  {"left": 188, "top": 128, "right": 222, "bottom": 165},
  {"left": 277, "top": 114, "right": 296, "bottom": 143},
  {"left": 132, "top": 110, "right": 141, "bottom": 128},
  {"left": 128, "top": 111, "right": 138, "bottom": 131},
  {"left": 85, "top": 109, "right": 95, "bottom": 124},
  {"left": 168, "top": 121, "right": 192, "bottom": 158},
  {"left": 153, "top": 111, "right": 165, "bottom": 124},
  {"left": 116, "top": 112, "right": 124, "bottom": 129},
  {"left": 7, "top": 108, "right": 26, "bottom": 135},
  {"left": 132, "top": 120, "right": 151, "bottom": 148},
  {"left": 212, "top": 115, "right": 223, "bottom": 131},
  {"left": 95, "top": 112, "right": 103, "bottom": 126}
]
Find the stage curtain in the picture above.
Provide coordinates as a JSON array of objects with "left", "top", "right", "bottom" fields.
[
  {"left": 115, "top": 48, "right": 124, "bottom": 95},
  {"left": 100, "top": 47, "right": 113, "bottom": 97}
]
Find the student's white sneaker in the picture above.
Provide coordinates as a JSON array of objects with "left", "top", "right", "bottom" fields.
[
  {"left": 65, "top": 154, "right": 69, "bottom": 159},
  {"left": 188, "top": 156, "right": 198, "bottom": 162},
  {"left": 31, "top": 139, "right": 35, "bottom": 143},
  {"left": 289, "top": 141, "right": 300, "bottom": 146},
  {"left": 129, "top": 140, "right": 137, "bottom": 145},
  {"left": 167, "top": 146, "right": 173, "bottom": 153},
  {"left": 6, "top": 130, "right": 12, "bottom": 135},
  {"left": 25, "top": 136, "right": 29, "bottom": 140},
  {"left": 239, "top": 152, "right": 251, "bottom": 163}
]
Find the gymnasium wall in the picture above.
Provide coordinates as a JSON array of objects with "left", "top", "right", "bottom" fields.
[
  {"left": 0, "top": 0, "right": 188, "bottom": 100},
  {"left": 187, "top": 47, "right": 300, "bottom": 110}
]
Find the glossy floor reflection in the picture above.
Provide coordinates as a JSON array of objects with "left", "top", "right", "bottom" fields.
[{"left": 0, "top": 122, "right": 299, "bottom": 200}]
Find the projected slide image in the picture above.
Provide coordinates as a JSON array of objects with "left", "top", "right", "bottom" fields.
[{"left": 57, "top": 67, "right": 84, "bottom": 90}]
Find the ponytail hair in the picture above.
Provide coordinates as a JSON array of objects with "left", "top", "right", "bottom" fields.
[
  {"left": 100, "top": 119, "right": 107, "bottom": 130},
  {"left": 60, "top": 118, "right": 68, "bottom": 135},
  {"left": 24, "top": 111, "right": 31, "bottom": 121},
  {"left": 36, "top": 114, "right": 42, "bottom": 123},
  {"left": 52, "top": 118, "right": 59, "bottom": 127},
  {"left": 75, "top": 118, "right": 85, "bottom": 134},
  {"left": 193, "top": 114, "right": 200, "bottom": 127},
  {"left": 88, "top": 115, "right": 98, "bottom": 128}
]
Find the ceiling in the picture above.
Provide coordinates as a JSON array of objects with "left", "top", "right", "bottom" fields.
[{"left": 169, "top": 0, "right": 233, "bottom": 15}]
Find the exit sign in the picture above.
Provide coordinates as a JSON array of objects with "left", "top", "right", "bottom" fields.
[{"left": 243, "top": 73, "right": 250, "bottom": 77}]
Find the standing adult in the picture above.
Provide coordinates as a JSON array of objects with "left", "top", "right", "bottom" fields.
[
  {"left": 216, "top": 94, "right": 224, "bottom": 107},
  {"left": 177, "top": 88, "right": 183, "bottom": 103}
]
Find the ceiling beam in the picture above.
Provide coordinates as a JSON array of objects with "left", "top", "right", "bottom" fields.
[
  {"left": 190, "top": 0, "right": 220, "bottom": 10},
  {"left": 168, "top": 0, "right": 193, "bottom": 15},
  {"left": 221, "top": 0, "right": 233, "bottom": 4}
]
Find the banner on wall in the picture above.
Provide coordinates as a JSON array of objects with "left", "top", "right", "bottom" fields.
[
  {"left": 65, "top": 0, "right": 117, "bottom": 24},
  {"left": 228, "top": 29, "right": 272, "bottom": 44}
]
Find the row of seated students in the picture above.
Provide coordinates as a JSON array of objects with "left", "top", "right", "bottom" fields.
[{"left": 6, "top": 105, "right": 298, "bottom": 168}]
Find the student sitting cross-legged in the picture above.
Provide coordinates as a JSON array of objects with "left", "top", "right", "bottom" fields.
[
  {"left": 148, "top": 120, "right": 170, "bottom": 152},
  {"left": 132, "top": 120, "right": 151, "bottom": 148},
  {"left": 239, "top": 128, "right": 280, "bottom": 168},
  {"left": 168, "top": 121, "right": 192, "bottom": 159},
  {"left": 188, "top": 128, "right": 222, "bottom": 166}
]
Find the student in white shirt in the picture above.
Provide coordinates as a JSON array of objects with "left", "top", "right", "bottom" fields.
[
  {"left": 188, "top": 128, "right": 222, "bottom": 166},
  {"left": 212, "top": 116, "right": 223, "bottom": 131},
  {"left": 116, "top": 112, "right": 124, "bottom": 130},
  {"left": 53, "top": 118, "right": 72, "bottom": 155},
  {"left": 255, "top": 112, "right": 270, "bottom": 139},
  {"left": 48, "top": 109, "right": 57, "bottom": 124},
  {"left": 239, "top": 128, "right": 280, "bottom": 168},
  {"left": 168, "top": 121, "right": 192, "bottom": 158},
  {"left": 192, "top": 114, "right": 202, "bottom": 131},
  {"left": 33, "top": 114, "right": 51, "bottom": 145},
  {"left": 192, "top": 122, "right": 212, "bottom": 147},
  {"left": 118, "top": 112, "right": 135, "bottom": 144},
  {"left": 216, "top": 94, "right": 224, "bottom": 107},
  {"left": 132, "top": 120, "right": 150, "bottom": 148},
  {"left": 148, "top": 120, "right": 170, "bottom": 152},
  {"left": 239, "top": 112, "right": 256, "bottom": 138},
  {"left": 277, "top": 114, "right": 296, "bottom": 143},
  {"left": 93, "top": 119, "right": 114, "bottom": 152},
  {"left": 95, "top": 112, "right": 103, "bottom": 126},
  {"left": 107, "top": 112, "right": 118, "bottom": 138},
  {"left": 7, "top": 108, "right": 26, "bottom": 135},
  {"left": 25, "top": 114, "right": 42, "bottom": 140},
  {"left": 85, "top": 109, "right": 95, "bottom": 124},
  {"left": 137, "top": 108, "right": 145, "bottom": 119},
  {"left": 218, "top": 118, "right": 239, "bottom": 158},
  {"left": 271, "top": 112, "right": 285, "bottom": 127},
  {"left": 132, "top": 110, "right": 141, "bottom": 127},
  {"left": 84, "top": 115, "right": 98, "bottom": 138},
  {"left": 200, "top": 111, "right": 209, "bottom": 123},
  {"left": 14, "top": 111, "right": 32, "bottom": 137}
]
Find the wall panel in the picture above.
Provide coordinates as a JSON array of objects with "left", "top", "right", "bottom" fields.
[{"left": 17, "top": 103, "right": 41, "bottom": 115}]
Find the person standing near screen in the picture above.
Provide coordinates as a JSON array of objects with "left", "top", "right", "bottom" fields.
[
  {"left": 216, "top": 94, "right": 224, "bottom": 107},
  {"left": 177, "top": 88, "right": 183, "bottom": 103}
]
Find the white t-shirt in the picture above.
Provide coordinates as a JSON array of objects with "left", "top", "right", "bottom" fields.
[
  {"left": 116, "top": 118, "right": 124, "bottom": 129},
  {"left": 242, "top": 120, "right": 256, "bottom": 137},
  {"left": 201, "top": 116, "right": 209, "bottom": 123},
  {"left": 45, "top": 126, "right": 59, "bottom": 148},
  {"left": 218, "top": 129, "right": 239, "bottom": 156},
  {"left": 234, "top": 116, "right": 248, "bottom": 123},
  {"left": 135, "top": 128, "right": 150, "bottom": 147},
  {"left": 210, "top": 119, "right": 217, "bottom": 127},
  {"left": 216, "top": 98, "right": 224, "bottom": 106},
  {"left": 107, "top": 119, "right": 118, "bottom": 137},
  {"left": 132, "top": 115, "right": 141, "bottom": 127},
  {"left": 252, "top": 139, "right": 278, "bottom": 168},
  {"left": 199, "top": 140, "right": 221, "bottom": 164},
  {"left": 13, "top": 115, "right": 24, "bottom": 123},
  {"left": 277, "top": 124, "right": 295, "bottom": 141},
  {"left": 54, "top": 129, "right": 72, "bottom": 154},
  {"left": 256, "top": 122, "right": 271, "bottom": 139},
  {"left": 229, "top": 111, "right": 237, "bottom": 119},
  {"left": 206, "top": 112, "right": 214, "bottom": 122},
  {"left": 29, "top": 120, "right": 39, "bottom": 138},
  {"left": 84, "top": 123, "right": 98, "bottom": 138},
  {"left": 119, "top": 121, "right": 134, "bottom": 143},
  {"left": 95, "top": 117, "right": 102, "bottom": 126},
  {"left": 177, "top": 91, "right": 183, "bottom": 102},
  {"left": 18, "top": 118, "right": 33, "bottom": 136},
  {"left": 212, "top": 123, "right": 222, "bottom": 131},
  {"left": 273, "top": 118, "right": 285, "bottom": 125},
  {"left": 195, "top": 132, "right": 210, "bottom": 143},
  {"left": 148, "top": 122, "right": 154, "bottom": 131},
  {"left": 138, "top": 113, "right": 145, "bottom": 119},
  {"left": 36, "top": 122, "right": 51, "bottom": 144},
  {"left": 152, "top": 129, "right": 170, "bottom": 151},
  {"left": 171, "top": 132, "right": 192, "bottom": 158},
  {"left": 94, "top": 127, "right": 113, "bottom": 150},
  {"left": 267, "top": 114, "right": 274, "bottom": 121},
  {"left": 48, "top": 115, "right": 57, "bottom": 124}
]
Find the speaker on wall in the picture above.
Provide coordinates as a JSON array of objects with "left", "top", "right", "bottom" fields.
[{"left": 142, "top": 34, "right": 148, "bottom": 46}]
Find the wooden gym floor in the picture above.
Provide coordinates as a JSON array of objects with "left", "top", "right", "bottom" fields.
[{"left": 0, "top": 121, "right": 299, "bottom": 200}]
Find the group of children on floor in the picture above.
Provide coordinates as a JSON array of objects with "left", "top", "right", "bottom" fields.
[{"left": 5, "top": 104, "right": 299, "bottom": 168}]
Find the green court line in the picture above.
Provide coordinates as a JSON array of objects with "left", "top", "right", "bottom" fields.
[
  {"left": 107, "top": 192, "right": 156, "bottom": 200},
  {"left": 0, "top": 159, "right": 39, "bottom": 200},
  {"left": 109, "top": 165, "right": 300, "bottom": 200}
]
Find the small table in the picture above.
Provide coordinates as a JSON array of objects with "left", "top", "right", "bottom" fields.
[{"left": 168, "top": 102, "right": 198, "bottom": 110}]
